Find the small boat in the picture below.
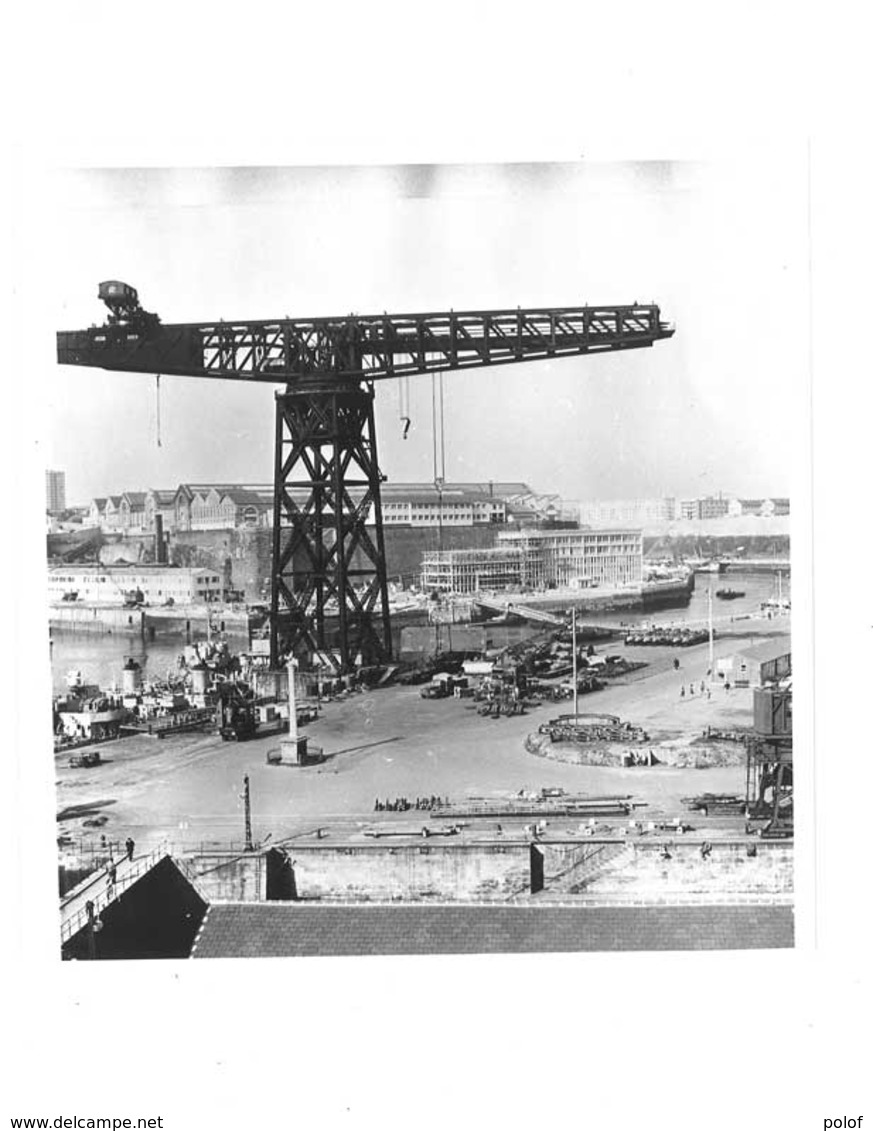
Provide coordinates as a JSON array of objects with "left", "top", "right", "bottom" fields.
[
  {"left": 695, "top": 560, "right": 727, "bottom": 574},
  {"left": 715, "top": 588, "right": 745, "bottom": 600},
  {"left": 761, "top": 571, "right": 791, "bottom": 612}
]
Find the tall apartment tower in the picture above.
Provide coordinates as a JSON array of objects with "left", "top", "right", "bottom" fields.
[{"left": 46, "top": 469, "right": 66, "bottom": 514}]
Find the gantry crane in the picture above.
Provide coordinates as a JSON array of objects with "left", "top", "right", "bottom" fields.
[{"left": 57, "top": 282, "right": 675, "bottom": 672}]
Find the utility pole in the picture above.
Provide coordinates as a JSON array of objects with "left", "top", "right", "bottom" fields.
[
  {"left": 707, "top": 584, "right": 714, "bottom": 678},
  {"left": 242, "top": 775, "right": 253, "bottom": 852},
  {"left": 286, "top": 657, "right": 299, "bottom": 745},
  {"left": 572, "top": 607, "right": 578, "bottom": 720}
]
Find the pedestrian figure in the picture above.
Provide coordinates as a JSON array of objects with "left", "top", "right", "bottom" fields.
[
  {"left": 700, "top": 841, "right": 712, "bottom": 860},
  {"left": 707, "top": 689, "right": 712, "bottom": 700},
  {"left": 689, "top": 684, "right": 694, "bottom": 696},
  {"left": 700, "top": 681, "right": 705, "bottom": 694},
  {"left": 125, "top": 837, "right": 135, "bottom": 862},
  {"left": 680, "top": 685, "right": 685, "bottom": 698}
]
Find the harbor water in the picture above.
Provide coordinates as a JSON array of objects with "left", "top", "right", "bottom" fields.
[{"left": 48, "top": 569, "right": 789, "bottom": 693}]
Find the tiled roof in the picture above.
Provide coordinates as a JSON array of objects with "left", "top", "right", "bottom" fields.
[
  {"left": 220, "top": 488, "right": 269, "bottom": 507},
  {"left": 383, "top": 482, "right": 530, "bottom": 500},
  {"left": 382, "top": 492, "right": 495, "bottom": 506},
  {"left": 736, "top": 637, "right": 792, "bottom": 663},
  {"left": 190, "top": 902, "right": 794, "bottom": 958}
]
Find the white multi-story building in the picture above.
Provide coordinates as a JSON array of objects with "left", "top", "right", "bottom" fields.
[
  {"left": 578, "top": 497, "right": 676, "bottom": 528},
  {"left": 47, "top": 564, "right": 223, "bottom": 605},
  {"left": 46, "top": 470, "right": 67, "bottom": 515},
  {"left": 497, "top": 528, "right": 643, "bottom": 589},
  {"left": 377, "top": 484, "right": 506, "bottom": 527},
  {"left": 423, "top": 529, "right": 643, "bottom": 593},
  {"left": 727, "top": 497, "right": 791, "bottom": 518}
]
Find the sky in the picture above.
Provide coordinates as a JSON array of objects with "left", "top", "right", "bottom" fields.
[{"left": 36, "top": 159, "right": 807, "bottom": 506}]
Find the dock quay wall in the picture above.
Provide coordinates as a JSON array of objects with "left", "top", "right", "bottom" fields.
[
  {"left": 273, "top": 842, "right": 532, "bottom": 902},
  {"left": 49, "top": 604, "right": 145, "bottom": 635},
  {"left": 143, "top": 606, "right": 251, "bottom": 642},
  {"left": 167, "top": 840, "right": 792, "bottom": 904},
  {"left": 48, "top": 602, "right": 252, "bottom": 641},
  {"left": 399, "top": 623, "right": 539, "bottom": 660},
  {"left": 176, "top": 850, "right": 271, "bottom": 903},
  {"left": 561, "top": 840, "right": 794, "bottom": 897}
]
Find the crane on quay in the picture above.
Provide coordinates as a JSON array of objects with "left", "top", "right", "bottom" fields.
[{"left": 57, "top": 282, "right": 675, "bottom": 672}]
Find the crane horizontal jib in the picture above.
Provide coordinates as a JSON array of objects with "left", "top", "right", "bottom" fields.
[{"left": 57, "top": 304, "right": 674, "bottom": 384}]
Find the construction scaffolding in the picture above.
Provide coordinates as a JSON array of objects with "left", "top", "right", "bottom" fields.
[
  {"left": 497, "top": 528, "right": 643, "bottom": 589},
  {"left": 421, "top": 547, "right": 524, "bottom": 594}
]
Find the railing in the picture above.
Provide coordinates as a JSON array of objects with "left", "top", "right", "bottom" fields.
[{"left": 59, "top": 847, "right": 167, "bottom": 943}]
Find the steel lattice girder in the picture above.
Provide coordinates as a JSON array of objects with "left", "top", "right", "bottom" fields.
[
  {"left": 270, "top": 384, "right": 391, "bottom": 671},
  {"left": 57, "top": 304, "right": 674, "bottom": 385}
]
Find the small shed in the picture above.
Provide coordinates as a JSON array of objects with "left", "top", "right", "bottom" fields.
[{"left": 731, "top": 638, "right": 791, "bottom": 687}]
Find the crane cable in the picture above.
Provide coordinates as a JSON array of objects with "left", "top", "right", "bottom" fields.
[
  {"left": 399, "top": 374, "right": 411, "bottom": 439},
  {"left": 155, "top": 374, "right": 162, "bottom": 448},
  {"left": 431, "top": 369, "right": 447, "bottom": 550}
]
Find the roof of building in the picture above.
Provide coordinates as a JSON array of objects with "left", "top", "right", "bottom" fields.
[
  {"left": 49, "top": 564, "right": 220, "bottom": 576},
  {"left": 219, "top": 487, "right": 270, "bottom": 507},
  {"left": 189, "top": 901, "right": 794, "bottom": 958},
  {"left": 735, "top": 636, "right": 792, "bottom": 663},
  {"left": 122, "top": 491, "right": 147, "bottom": 507},
  {"left": 498, "top": 527, "right": 642, "bottom": 541},
  {"left": 91, "top": 497, "right": 107, "bottom": 509},
  {"left": 150, "top": 489, "right": 177, "bottom": 505},
  {"left": 386, "top": 481, "right": 531, "bottom": 496},
  {"left": 382, "top": 490, "right": 498, "bottom": 506},
  {"left": 176, "top": 483, "right": 273, "bottom": 501}
]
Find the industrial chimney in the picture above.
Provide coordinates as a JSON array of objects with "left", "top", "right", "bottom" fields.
[{"left": 154, "top": 514, "right": 167, "bottom": 564}]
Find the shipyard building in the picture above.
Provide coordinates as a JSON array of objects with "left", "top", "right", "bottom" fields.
[
  {"left": 48, "top": 564, "right": 223, "bottom": 605},
  {"left": 83, "top": 481, "right": 567, "bottom": 534},
  {"left": 421, "top": 528, "right": 643, "bottom": 594}
]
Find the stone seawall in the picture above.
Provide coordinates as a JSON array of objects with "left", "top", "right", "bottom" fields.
[
  {"left": 49, "top": 604, "right": 145, "bottom": 635},
  {"left": 571, "top": 840, "right": 793, "bottom": 896},
  {"left": 280, "top": 842, "right": 532, "bottom": 902},
  {"left": 175, "top": 839, "right": 793, "bottom": 904}
]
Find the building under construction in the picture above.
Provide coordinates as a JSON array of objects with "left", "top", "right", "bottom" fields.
[
  {"left": 421, "top": 546, "right": 525, "bottom": 594},
  {"left": 422, "top": 528, "right": 643, "bottom": 594}
]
